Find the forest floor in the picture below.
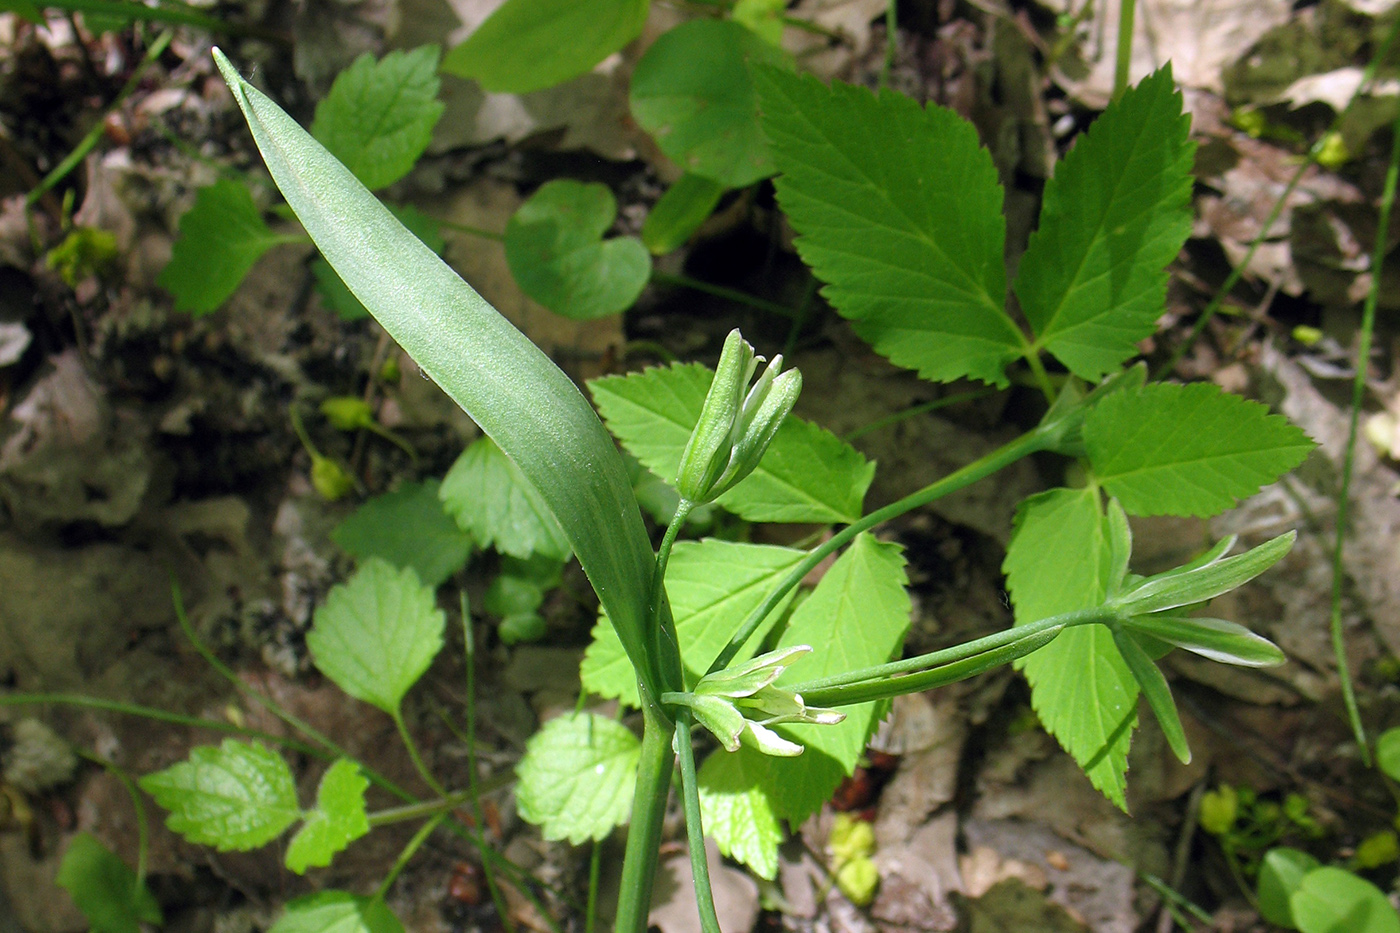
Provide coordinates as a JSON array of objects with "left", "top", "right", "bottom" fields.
[{"left": 2, "top": 0, "right": 1400, "bottom": 931}]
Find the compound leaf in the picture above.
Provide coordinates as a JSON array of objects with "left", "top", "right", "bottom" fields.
[
  {"left": 306, "top": 558, "right": 446, "bottom": 715},
  {"left": 269, "top": 892, "right": 404, "bottom": 933},
  {"left": 139, "top": 740, "right": 300, "bottom": 850},
  {"left": 441, "top": 0, "right": 649, "bottom": 94},
  {"left": 56, "top": 833, "right": 162, "bottom": 933},
  {"left": 582, "top": 539, "right": 806, "bottom": 705},
  {"left": 504, "top": 180, "right": 650, "bottom": 320},
  {"left": 439, "top": 436, "right": 572, "bottom": 560},
  {"left": 515, "top": 712, "right": 640, "bottom": 844},
  {"left": 1085, "top": 382, "right": 1315, "bottom": 518},
  {"left": 1017, "top": 67, "right": 1195, "bottom": 379},
  {"left": 590, "top": 363, "right": 873, "bottom": 523},
  {"left": 631, "top": 19, "right": 791, "bottom": 188},
  {"left": 754, "top": 67, "right": 1023, "bottom": 386},
  {"left": 332, "top": 480, "right": 473, "bottom": 587},
  {"left": 1004, "top": 487, "right": 1137, "bottom": 809},
  {"left": 310, "top": 46, "right": 443, "bottom": 192},
  {"left": 158, "top": 178, "right": 296, "bottom": 316},
  {"left": 698, "top": 749, "right": 782, "bottom": 880},
  {"left": 285, "top": 759, "right": 370, "bottom": 874}
]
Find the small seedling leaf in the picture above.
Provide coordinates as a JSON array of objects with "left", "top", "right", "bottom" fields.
[
  {"left": 503, "top": 180, "right": 650, "bottom": 320},
  {"left": 1017, "top": 67, "right": 1195, "bottom": 379},
  {"left": 582, "top": 539, "right": 806, "bottom": 705},
  {"left": 642, "top": 172, "right": 725, "bottom": 254},
  {"left": 1005, "top": 487, "right": 1137, "bottom": 809},
  {"left": 439, "top": 436, "right": 572, "bottom": 560},
  {"left": 1258, "top": 847, "right": 1321, "bottom": 928},
  {"left": 306, "top": 558, "right": 446, "bottom": 715},
  {"left": 515, "top": 712, "right": 640, "bottom": 844},
  {"left": 698, "top": 748, "right": 782, "bottom": 880},
  {"left": 1085, "top": 383, "right": 1314, "bottom": 517},
  {"left": 139, "top": 740, "right": 300, "bottom": 849},
  {"left": 758, "top": 533, "right": 910, "bottom": 823},
  {"left": 631, "top": 19, "right": 791, "bottom": 188},
  {"left": 158, "top": 178, "right": 293, "bottom": 316},
  {"left": 754, "top": 67, "right": 1024, "bottom": 386},
  {"left": 310, "top": 46, "right": 443, "bottom": 192},
  {"left": 332, "top": 480, "right": 473, "bottom": 587},
  {"left": 1290, "top": 867, "right": 1400, "bottom": 933},
  {"left": 590, "top": 363, "right": 873, "bottom": 523},
  {"left": 285, "top": 759, "right": 370, "bottom": 874},
  {"left": 440, "top": 0, "right": 648, "bottom": 94},
  {"left": 56, "top": 833, "right": 162, "bottom": 933},
  {"left": 269, "top": 892, "right": 404, "bottom": 933}
]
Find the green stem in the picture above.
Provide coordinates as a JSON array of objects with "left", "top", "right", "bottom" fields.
[
  {"left": 1023, "top": 350, "right": 1057, "bottom": 404},
  {"left": 75, "top": 750, "right": 150, "bottom": 887},
  {"left": 615, "top": 698, "right": 676, "bottom": 933},
  {"left": 586, "top": 840, "right": 603, "bottom": 933},
  {"left": 880, "top": 0, "right": 897, "bottom": 90},
  {"left": 652, "top": 501, "right": 694, "bottom": 693},
  {"left": 651, "top": 270, "right": 799, "bottom": 320},
  {"left": 1330, "top": 107, "right": 1400, "bottom": 768},
  {"left": 842, "top": 389, "right": 996, "bottom": 442},
  {"left": 366, "top": 789, "right": 476, "bottom": 827},
  {"left": 438, "top": 219, "right": 506, "bottom": 241},
  {"left": 673, "top": 712, "right": 721, "bottom": 933},
  {"left": 1112, "top": 0, "right": 1136, "bottom": 100},
  {"left": 375, "top": 812, "right": 447, "bottom": 901},
  {"left": 393, "top": 710, "right": 447, "bottom": 797},
  {"left": 708, "top": 424, "right": 1055, "bottom": 674},
  {"left": 29, "top": 31, "right": 174, "bottom": 206}
]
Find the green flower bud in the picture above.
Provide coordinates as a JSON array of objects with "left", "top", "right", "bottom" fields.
[
  {"left": 320, "top": 396, "right": 376, "bottom": 431},
  {"left": 310, "top": 455, "right": 354, "bottom": 501}
]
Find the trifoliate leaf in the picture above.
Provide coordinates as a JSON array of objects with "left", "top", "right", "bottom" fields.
[
  {"left": 310, "top": 46, "right": 443, "bottom": 192},
  {"left": 440, "top": 0, "right": 649, "bottom": 94},
  {"left": 285, "top": 759, "right": 370, "bottom": 874},
  {"left": 332, "top": 480, "right": 473, "bottom": 587},
  {"left": 314, "top": 205, "right": 446, "bottom": 321},
  {"left": 1290, "top": 867, "right": 1400, "bottom": 933},
  {"left": 439, "top": 436, "right": 571, "bottom": 560},
  {"left": 306, "top": 558, "right": 446, "bottom": 715},
  {"left": 1085, "top": 382, "right": 1315, "bottom": 518},
  {"left": 138, "top": 740, "right": 300, "bottom": 850},
  {"left": 754, "top": 67, "right": 1024, "bottom": 387},
  {"left": 1004, "top": 487, "right": 1136, "bottom": 809},
  {"left": 269, "top": 892, "right": 404, "bottom": 933},
  {"left": 642, "top": 172, "right": 725, "bottom": 255},
  {"left": 582, "top": 539, "right": 806, "bottom": 705},
  {"left": 698, "top": 749, "right": 782, "bottom": 879},
  {"left": 1016, "top": 67, "right": 1194, "bottom": 379},
  {"left": 158, "top": 178, "right": 297, "bottom": 316},
  {"left": 761, "top": 533, "right": 910, "bottom": 823},
  {"left": 503, "top": 180, "right": 650, "bottom": 320},
  {"left": 631, "top": 19, "right": 792, "bottom": 188},
  {"left": 589, "top": 363, "right": 873, "bottom": 524},
  {"left": 515, "top": 712, "right": 640, "bottom": 844},
  {"left": 56, "top": 833, "right": 162, "bottom": 933}
]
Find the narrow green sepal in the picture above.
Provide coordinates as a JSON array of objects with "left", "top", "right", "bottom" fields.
[
  {"left": 1113, "top": 532, "right": 1295, "bottom": 615},
  {"left": 1123, "top": 614, "right": 1286, "bottom": 667},
  {"left": 1112, "top": 628, "right": 1191, "bottom": 764}
]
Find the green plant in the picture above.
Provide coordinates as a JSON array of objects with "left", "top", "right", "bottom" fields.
[{"left": 177, "top": 37, "right": 1328, "bottom": 932}]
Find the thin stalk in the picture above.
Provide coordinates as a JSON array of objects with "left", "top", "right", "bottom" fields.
[
  {"left": 880, "top": 0, "right": 897, "bottom": 90},
  {"left": 375, "top": 812, "right": 447, "bottom": 900},
  {"left": 586, "top": 840, "right": 603, "bottom": 933},
  {"left": 674, "top": 712, "right": 721, "bottom": 933},
  {"left": 75, "top": 750, "right": 151, "bottom": 887},
  {"left": 438, "top": 219, "right": 506, "bottom": 241},
  {"left": 842, "top": 389, "right": 996, "bottom": 442},
  {"left": 1112, "top": 0, "right": 1136, "bottom": 101},
  {"left": 615, "top": 698, "right": 676, "bottom": 933},
  {"left": 28, "top": 30, "right": 174, "bottom": 206},
  {"left": 1329, "top": 108, "right": 1400, "bottom": 767},
  {"left": 708, "top": 424, "right": 1055, "bottom": 674},
  {"left": 38, "top": 0, "right": 286, "bottom": 39},
  {"left": 1023, "top": 349, "right": 1057, "bottom": 404},
  {"left": 366, "top": 788, "right": 477, "bottom": 828},
  {"left": 652, "top": 501, "right": 694, "bottom": 693},
  {"left": 393, "top": 710, "right": 447, "bottom": 797},
  {"left": 651, "top": 270, "right": 799, "bottom": 320}
]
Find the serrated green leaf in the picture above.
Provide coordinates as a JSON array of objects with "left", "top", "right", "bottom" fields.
[
  {"left": 642, "top": 172, "right": 725, "bottom": 255},
  {"left": 503, "top": 180, "right": 650, "bottom": 320},
  {"left": 138, "top": 740, "right": 300, "bottom": 850},
  {"left": 306, "top": 558, "right": 446, "bottom": 715},
  {"left": 441, "top": 0, "right": 648, "bottom": 93},
  {"left": 515, "top": 712, "right": 640, "bottom": 844},
  {"left": 590, "top": 363, "right": 873, "bottom": 523},
  {"left": 314, "top": 205, "right": 446, "bottom": 321},
  {"left": 439, "top": 436, "right": 571, "bottom": 560},
  {"left": 1085, "top": 383, "right": 1315, "bottom": 518},
  {"left": 285, "top": 759, "right": 370, "bottom": 874},
  {"left": 270, "top": 892, "right": 404, "bottom": 933},
  {"left": 332, "top": 480, "right": 473, "bottom": 587},
  {"left": 631, "top": 19, "right": 791, "bottom": 188},
  {"left": 157, "top": 178, "right": 297, "bottom": 316},
  {"left": 698, "top": 748, "right": 782, "bottom": 879},
  {"left": 754, "top": 67, "right": 1024, "bottom": 387},
  {"left": 1005, "top": 487, "right": 1137, "bottom": 809},
  {"left": 582, "top": 539, "right": 806, "bottom": 705},
  {"left": 1291, "top": 867, "right": 1400, "bottom": 933},
  {"left": 757, "top": 533, "right": 910, "bottom": 823},
  {"left": 56, "top": 833, "right": 162, "bottom": 933},
  {"left": 310, "top": 46, "right": 443, "bottom": 192},
  {"left": 1017, "top": 68, "right": 1195, "bottom": 379}
]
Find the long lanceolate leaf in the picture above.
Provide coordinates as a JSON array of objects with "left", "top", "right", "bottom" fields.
[{"left": 212, "top": 51, "right": 665, "bottom": 700}]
